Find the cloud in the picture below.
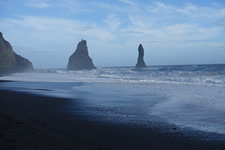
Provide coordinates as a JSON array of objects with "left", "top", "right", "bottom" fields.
[
  {"left": 25, "top": 2, "right": 50, "bottom": 8},
  {"left": 56, "top": 0, "right": 90, "bottom": 13},
  {"left": 215, "top": 18, "right": 225, "bottom": 27},
  {"left": 1, "top": 1, "right": 225, "bottom": 67},
  {"left": 119, "top": 0, "right": 136, "bottom": 6},
  {"left": 104, "top": 14, "right": 121, "bottom": 30},
  {"left": 147, "top": 2, "right": 223, "bottom": 19},
  {"left": 112, "top": 31, "right": 144, "bottom": 34},
  {"left": 0, "top": 16, "right": 118, "bottom": 43},
  {"left": 143, "top": 40, "right": 207, "bottom": 43},
  {"left": 218, "top": 45, "right": 225, "bottom": 48},
  {"left": 25, "top": 0, "right": 90, "bottom": 13},
  {"left": 90, "top": 1, "right": 122, "bottom": 12}
]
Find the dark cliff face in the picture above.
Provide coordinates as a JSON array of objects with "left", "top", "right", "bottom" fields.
[
  {"left": 14, "top": 54, "right": 34, "bottom": 73},
  {"left": 0, "top": 32, "right": 34, "bottom": 74},
  {"left": 67, "top": 40, "right": 96, "bottom": 71},
  {"left": 0, "top": 32, "right": 17, "bottom": 73},
  {"left": 135, "top": 44, "right": 147, "bottom": 68}
]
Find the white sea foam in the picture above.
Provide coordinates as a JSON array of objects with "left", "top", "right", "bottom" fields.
[
  {"left": 1, "top": 65, "right": 225, "bottom": 134},
  {"left": 1, "top": 65, "right": 225, "bottom": 84},
  {"left": 150, "top": 83, "right": 225, "bottom": 134}
]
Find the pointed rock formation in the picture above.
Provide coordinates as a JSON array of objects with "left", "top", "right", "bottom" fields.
[
  {"left": 67, "top": 40, "right": 96, "bottom": 71},
  {"left": 135, "top": 44, "right": 147, "bottom": 68},
  {"left": 0, "top": 32, "right": 34, "bottom": 74}
]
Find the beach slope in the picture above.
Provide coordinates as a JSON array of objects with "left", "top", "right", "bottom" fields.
[{"left": 0, "top": 87, "right": 225, "bottom": 150}]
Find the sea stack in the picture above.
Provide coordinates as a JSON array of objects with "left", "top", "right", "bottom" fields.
[
  {"left": 135, "top": 44, "right": 147, "bottom": 68},
  {"left": 67, "top": 40, "right": 96, "bottom": 71},
  {"left": 0, "top": 32, "right": 34, "bottom": 74}
]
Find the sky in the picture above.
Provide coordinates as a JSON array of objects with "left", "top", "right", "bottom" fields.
[{"left": 0, "top": 0, "right": 225, "bottom": 68}]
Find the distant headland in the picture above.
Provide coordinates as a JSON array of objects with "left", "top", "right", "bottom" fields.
[{"left": 0, "top": 32, "right": 34, "bottom": 74}]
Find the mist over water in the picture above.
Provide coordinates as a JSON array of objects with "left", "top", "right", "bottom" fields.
[{"left": 1, "top": 64, "right": 225, "bottom": 134}]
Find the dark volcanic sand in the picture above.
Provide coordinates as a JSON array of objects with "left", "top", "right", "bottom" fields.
[{"left": 0, "top": 87, "right": 225, "bottom": 149}]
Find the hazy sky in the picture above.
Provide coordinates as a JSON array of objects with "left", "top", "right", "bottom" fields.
[{"left": 0, "top": 0, "right": 225, "bottom": 68}]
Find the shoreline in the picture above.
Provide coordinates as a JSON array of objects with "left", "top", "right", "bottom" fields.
[{"left": 1, "top": 86, "right": 225, "bottom": 149}]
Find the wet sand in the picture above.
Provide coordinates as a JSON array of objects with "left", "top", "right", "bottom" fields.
[{"left": 0, "top": 86, "right": 225, "bottom": 149}]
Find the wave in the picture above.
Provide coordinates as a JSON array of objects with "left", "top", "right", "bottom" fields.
[{"left": 1, "top": 64, "right": 225, "bottom": 86}]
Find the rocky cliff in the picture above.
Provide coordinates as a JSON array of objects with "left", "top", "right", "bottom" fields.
[
  {"left": 135, "top": 44, "right": 147, "bottom": 68},
  {"left": 0, "top": 32, "right": 34, "bottom": 74},
  {"left": 67, "top": 40, "right": 96, "bottom": 71}
]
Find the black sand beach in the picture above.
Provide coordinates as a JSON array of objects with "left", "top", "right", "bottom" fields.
[{"left": 1, "top": 82, "right": 225, "bottom": 150}]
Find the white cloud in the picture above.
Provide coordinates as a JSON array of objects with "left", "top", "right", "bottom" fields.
[
  {"left": 148, "top": 2, "right": 173, "bottom": 13},
  {"left": 0, "top": 16, "right": 96, "bottom": 41},
  {"left": 219, "top": 8, "right": 225, "bottom": 16},
  {"left": 147, "top": 2, "right": 224, "bottom": 19},
  {"left": 56, "top": 0, "right": 90, "bottom": 13},
  {"left": 25, "top": 0, "right": 90, "bottom": 13},
  {"left": 176, "top": 3, "right": 198, "bottom": 15},
  {"left": 0, "top": 15, "right": 119, "bottom": 53},
  {"left": 104, "top": 14, "right": 121, "bottom": 31},
  {"left": 25, "top": 2, "right": 50, "bottom": 8},
  {"left": 90, "top": 1, "right": 122, "bottom": 12},
  {"left": 119, "top": 0, "right": 136, "bottom": 6},
  {"left": 1, "top": 1, "right": 225, "bottom": 67}
]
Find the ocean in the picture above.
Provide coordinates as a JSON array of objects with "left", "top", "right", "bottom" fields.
[{"left": 1, "top": 64, "right": 225, "bottom": 135}]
